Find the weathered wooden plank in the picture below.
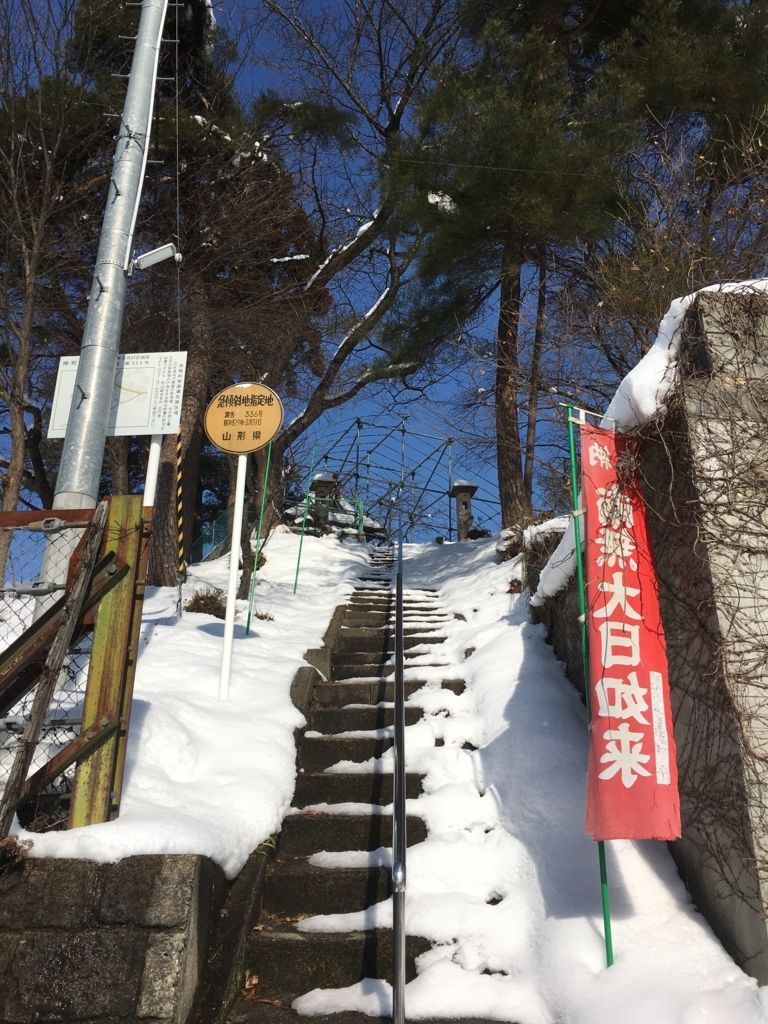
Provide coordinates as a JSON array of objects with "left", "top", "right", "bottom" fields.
[
  {"left": 0, "top": 510, "right": 95, "bottom": 529},
  {"left": 0, "top": 502, "right": 109, "bottom": 838},
  {"left": 109, "top": 506, "right": 153, "bottom": 820},
  {"left": 69, "top": 497, "right": 143, "bottom": 828}
]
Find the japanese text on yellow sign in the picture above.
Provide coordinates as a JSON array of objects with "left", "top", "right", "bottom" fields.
[{"left": 204, "top": 383, "right": 283, "bottom": 455}]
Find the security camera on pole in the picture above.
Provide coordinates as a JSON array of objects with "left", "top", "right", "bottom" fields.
[{"left": 204, "top": 383, "right": 283, "bottom": 699}]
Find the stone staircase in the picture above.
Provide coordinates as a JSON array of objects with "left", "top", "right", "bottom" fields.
[{"left": 228, "top": 547, "right": 473, "bottom": 1023}]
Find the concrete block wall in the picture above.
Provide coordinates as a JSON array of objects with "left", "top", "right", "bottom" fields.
[
  {"left": 526, "top": 534, "right": 584, "bottom": 702},
  {"left": 642, "top": 291, "right": 768, "bottom": 982},
  {"left": 0, "top": 854, "right": 225, "bottom": 1023}
]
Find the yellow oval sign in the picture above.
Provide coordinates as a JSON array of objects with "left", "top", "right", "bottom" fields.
[{"left": 204, "top": 383, "right": 283, "bottom": 455}]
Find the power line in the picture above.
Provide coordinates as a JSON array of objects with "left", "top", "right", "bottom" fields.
[{"left": 384, "top": 156, "right": 614, "bottom": 179}]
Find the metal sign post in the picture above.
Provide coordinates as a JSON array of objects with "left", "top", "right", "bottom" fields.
[
  {"left": 36, "top": 352, "right": 186, "bottom": 619},
  {"left": 220, "top": 453, "right": 248, "bottom": 700},
  {"left": 203, "top": 383, "right": 283, "bottom": 700},
  {"left": 142, "top": 434, "right": 163, "bottom": 508},
  {"left": 566, "top": 404, "right": 614, "bottom": 968}
]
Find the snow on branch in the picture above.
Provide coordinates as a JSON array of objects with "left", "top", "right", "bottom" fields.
[{"left": 304, "top": 208, "right": 386, "bottom": 293}]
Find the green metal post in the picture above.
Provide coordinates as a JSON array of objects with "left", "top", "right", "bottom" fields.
[
  {"left": 246, "top": 443, "right": 272, "bottom": 635},
  {"left": 566, "top": 404, "right": 615, "bottom": 969},
  {"left": 293, "top": 446, "right": 317, "bottom": 595},
  {"left": 357, "top": 498, "right": 365, "bottom": 542}
]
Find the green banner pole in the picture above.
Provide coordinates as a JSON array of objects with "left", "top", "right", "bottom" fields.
[
  {"left": 567, "top": 404, "right": 614, "bottom": 969},
  {"left": 293, "top": 446, "right": 317, "bottom": 595},
  {"left": 246, "top": 441, "right": 272, "bottom": 635}
]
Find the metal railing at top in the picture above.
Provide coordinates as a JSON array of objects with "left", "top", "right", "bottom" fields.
[
  {"left": 189, "top": 507, "right": 234, "bottom": 564},
  {"left": 187, "top": 415, "right": 502, "bottom": 567},
  {"left": 189, "top": 507, "right": 263, "bottom": 564},
  {"left": 288, "top": 416, "right": 501, "bottom": 544}
]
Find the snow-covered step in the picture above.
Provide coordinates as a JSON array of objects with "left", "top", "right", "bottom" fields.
[
  {"left": 230, "top": 1003, "right": 489, "bottom": 1024},
  {"left": 307, "top": 705, "right": 423, "bottom": 733},
  {"left": 239, "top": 563, "right": 468, "bottom": 1022},
  {"left": 264, "top": 858, "right": 390, "bottom": 916},
  {"left": 334, "top": 629, "right": 446, "bottom": 652},
  {"left": 300, "top": 734, "right": 394, "bottom": 771},
  {"left": 332, "top": 658, "right": 394, "bottom": 679},
  {"left": 313, "top": 678, "right": 464, "bottom": 705}
]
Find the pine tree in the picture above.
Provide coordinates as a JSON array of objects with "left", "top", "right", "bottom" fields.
[
  {"left": 4, "top": 1, "right": 331, "bottom": 586},
  {"left": 384, "top": 0, "right": 768, "bottom": 527}
]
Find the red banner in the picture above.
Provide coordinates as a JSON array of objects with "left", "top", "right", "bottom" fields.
[{"left": 581, "top": 423, "right": 681, "bottom": 841}]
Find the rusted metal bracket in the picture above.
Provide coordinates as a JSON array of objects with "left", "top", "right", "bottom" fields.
[
  {"left": 17, "top": 719, "right": 117, "bottom": 808},
  {"left": 0, "top": 553, "right": 129, "bottom": 717}
]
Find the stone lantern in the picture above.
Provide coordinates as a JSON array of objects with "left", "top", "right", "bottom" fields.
[
  {"left": 449, "top": 479, "right": 478, "bottom": 541},
  {"left": 310, "top": 473, "right": 337, "bottom": 530},
  {"left": 310, "top": 473, "right": 336, "bottom": 500}
]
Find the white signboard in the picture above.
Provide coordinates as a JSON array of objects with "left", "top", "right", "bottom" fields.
[{"left": 48, "top": 351, "right": 187, "bottom": 438}]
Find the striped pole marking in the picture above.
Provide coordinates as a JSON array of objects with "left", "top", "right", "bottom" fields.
[{"left": 176, "top": 430, "right": 185, "bottom": 579}]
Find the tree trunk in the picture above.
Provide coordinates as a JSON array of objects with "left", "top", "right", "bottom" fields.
[
  {"left": 146, "top": 431, "right": 180, "bottom": 586},
  {"left": 523, "top": 257, "right": 546, "bottom": 506},
  {"left": 237, "top": 455, "right": 256, "bottom": 600},
  {"left": 0, "top": 396, "right": 27, "bottom": 581},
  {"left": 147, "top": 278, "right": 211, "bottom": 586},
  {"left": 238, "top": 440, "right": 285, "bottom": 602},
  {"left": 107, "top": 437, "right": 130, "bottom": 495},
  {"left": 263, "top": 440, "right": 285, "bottom": 538},
  {"left": 2, "top": 398, "right": 26, "bottom": 514},
  {"left": 495, "top": 248, "right": 531, "bottom": 529},
  {"left": 25, "top": 408, "right": 54, "bottom": 509}
]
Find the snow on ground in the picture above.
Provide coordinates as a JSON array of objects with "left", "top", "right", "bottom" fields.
[
  {"left": 293, "top": 537, "right": 768, "bottom": 1024},
  {"left": 14, "top": 529, "right": 369, "bottom": 878},
  {"left": 11, "top": 520, "right": 768, "bottom": 1021}
]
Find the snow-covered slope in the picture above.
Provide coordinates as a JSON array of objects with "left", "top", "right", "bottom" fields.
[
  {"left": 14, "top": 529, "right": 768, "bottom": 1021},
  {"left": 16, "top": 529, "right": 367, "bottom": 878},
  {"left": 292, "top": 538, "right": 768, "bottom": 1024}
]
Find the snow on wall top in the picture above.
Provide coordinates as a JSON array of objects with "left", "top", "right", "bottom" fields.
[
  {"left": 602, "top": 278, "right": 768, "bottom": 431},
  {"left": 533, "top": 279, "right": 768, "bottom": 606}
]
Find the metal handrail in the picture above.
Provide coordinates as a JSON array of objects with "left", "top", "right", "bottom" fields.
[{"left": 392, "top": 507, "right": 406, "bottom": 1024}]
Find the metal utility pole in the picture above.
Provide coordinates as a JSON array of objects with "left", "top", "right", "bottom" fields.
[{"left": 54, "top": 0, "right": 170, "bottom": 510}]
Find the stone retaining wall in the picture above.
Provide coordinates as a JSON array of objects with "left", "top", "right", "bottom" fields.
[
  {"left": 0, "top": 854, "right": 225, "bottom": 1023},
  {"left": 532, "top": 291, "right": 768, "bottom": 982}
]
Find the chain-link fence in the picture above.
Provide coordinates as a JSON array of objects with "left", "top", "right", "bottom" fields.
[{"left": 0, "top": 519, "right": 91, "bottom": 830}]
